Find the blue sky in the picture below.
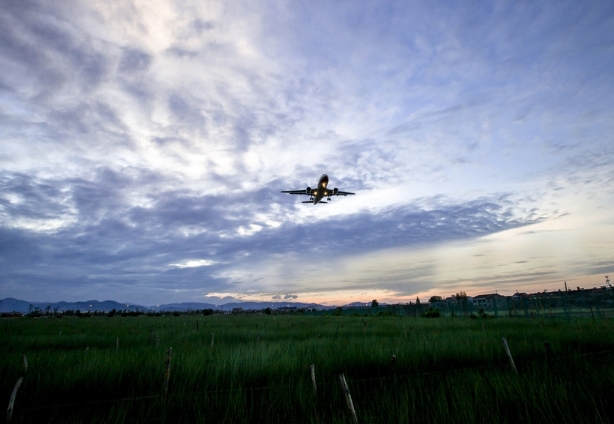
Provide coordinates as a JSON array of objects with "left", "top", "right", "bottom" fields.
[{"left": 1, "top": 0, "right": 613, "bottom": 305}]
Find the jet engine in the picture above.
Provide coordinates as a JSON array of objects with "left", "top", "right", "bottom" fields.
[
  {"left": 306, "top": 187, "right": 311, "bottom": 195},
  {"left": 333, "top": 188, "right": 338, "bottom": 195}
]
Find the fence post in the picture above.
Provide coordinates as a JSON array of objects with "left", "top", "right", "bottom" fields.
[
  {"left": 163, "top": 347, "right": 172, "bottom": 405},
  {"left": 5, "top": 356, "right": 27, "bottom": 422},
  {"left": 501, "top": 338, "right": 518, "bottom": 374},
  {"left": 5, "top": 377, "right": 23, "bottom": 422},
  {"left": 211, "top": 333, "right": 215, "bottom": 347},
  {"left": 339, "top": 374, "right": 358, "bottom": 424},
  {"left": 310, "top": 364, "right": 317, "bottom": 395},
  {"left": 116, "top": 337, "right": 119, "bottom": 352}
]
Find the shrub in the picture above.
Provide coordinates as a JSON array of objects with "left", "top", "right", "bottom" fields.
[{"left": 422, "top": 308, "right": 441, "bottom": 318}]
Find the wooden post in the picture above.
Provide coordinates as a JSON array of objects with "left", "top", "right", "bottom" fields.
[
  {"left": 310, "top": 364, "right": 317, "bottom": 395},
  {"left": 5, "top": 356, "right": 27, "bottom": 422},
  {"left": 163, "top": 347, "right": 172, "bottom": 404},
  {"left": 339, "top": 374, "right": 358, "bottom": 424},
  {"left": 116, "top": 337, "right": 119, "bottom": 352},
  {"left": 564, "top": 282, "right": 571, "bottom": 322},
  {"left": 5, "top": 377, "right": 23, "bottom": 422},
  {"left": 211, "top": 332, "right": 215, "bottom": 347},
  {"left": 501, "top": 338, "right": 518, "bottom": 374}
]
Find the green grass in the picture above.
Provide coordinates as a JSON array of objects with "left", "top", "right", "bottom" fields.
[{"left": 2, "top": 315, "right": 614, "bottom": 423}]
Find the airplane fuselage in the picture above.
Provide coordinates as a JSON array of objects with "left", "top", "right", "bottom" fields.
[{"left": 313, "top": 174, "right": 329, "bottom": 204}]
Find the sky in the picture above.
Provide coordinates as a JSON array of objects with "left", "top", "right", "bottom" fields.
[{"left": 1, "top": 0, "right": 613, "bottom": 306}]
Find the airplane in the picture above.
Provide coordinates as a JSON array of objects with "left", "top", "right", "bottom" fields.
[{"left": 281, "top": 174, "right": 355, "bottom": 205}]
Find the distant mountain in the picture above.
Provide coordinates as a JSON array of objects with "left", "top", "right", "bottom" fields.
[
  {"left": 343, "top": 302, "right": 372, "bottom": 308},
  {"left": 150, "top": 301, "right": 331, "bottom": 311},
  {"left": 149, "top": 302, "right": 217, "bottom": 312},
  {"left": 216, "top": 302, "right": 331, "bottom": 311},
  {"left": 0, "top": 298, "right": 148, "bottom": 313},
  {"left": 0, "top": 298, "right": 31, "bottom": 313},
  {"left": 0, "top": 298, "right": 332, "bottom": 313}
]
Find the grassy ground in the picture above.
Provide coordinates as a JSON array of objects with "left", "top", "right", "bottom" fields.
[{"left": 2, "top": 314, "right": 614, "bottom": 423}]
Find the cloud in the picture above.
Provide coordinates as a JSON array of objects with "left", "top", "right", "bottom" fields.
[
  {"left": 0, "top": 164, "right": 545, "bottom": 302},
  {"left": 1, "top": 0, "right": 613, "bottom": 304},
  {"left": 170, "top": 259, "right": 215, "bottom": 268}
]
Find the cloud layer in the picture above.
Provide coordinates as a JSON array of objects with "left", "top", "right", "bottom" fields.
[{"left": 1, "top": 0, "right": 613, "bottom": 303}]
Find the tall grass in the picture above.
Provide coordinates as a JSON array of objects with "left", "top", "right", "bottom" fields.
[{"left": 1, "top": 315, "right": 613, "bottom": 423}]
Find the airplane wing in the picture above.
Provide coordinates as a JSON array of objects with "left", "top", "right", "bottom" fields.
[
  {"left": 281, "top": 190, "right": 310, "bottom": 195},
  {"left": 321, "top": 189, "right": 355, "bottom": 196}
]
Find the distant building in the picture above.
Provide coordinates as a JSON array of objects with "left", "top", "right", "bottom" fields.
[
  {"left": 1, "top": 312, "right": 23, "bottom": 318},
  {"left": 472, "top": 293, "right": 508, "bottom": 310}
]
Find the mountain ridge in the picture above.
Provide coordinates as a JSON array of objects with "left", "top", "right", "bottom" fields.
[{"left": 0, "top": 298, "right": 333, "bottom": 313}]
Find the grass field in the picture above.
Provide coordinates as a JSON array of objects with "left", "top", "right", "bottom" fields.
[{"left": 2, "top": 314, "right": 614, "bottom": 423}]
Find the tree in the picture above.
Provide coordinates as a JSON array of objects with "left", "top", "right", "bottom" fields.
[
  {"left": 456, "top": 291, "right": 469, "bottom": 315},
  {"left": 416, "top": 297, "right": 421, "bottom": 306},
  {"left": 429, "top": 296, "right": 442, "bottom": 303},
  {"left": 371, "top": 299, "right": 379, "bottom": 308}
]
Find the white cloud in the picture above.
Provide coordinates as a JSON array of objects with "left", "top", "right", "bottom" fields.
[{"left": 170, "top": 259, "right": 215, "bottom": 268}]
